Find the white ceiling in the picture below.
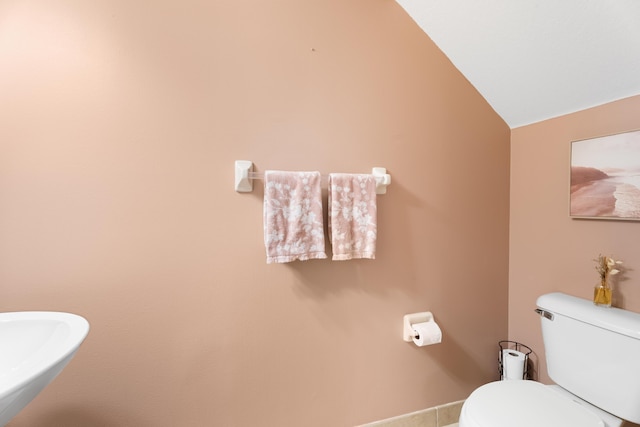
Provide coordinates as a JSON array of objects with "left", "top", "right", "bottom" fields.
[{"left": 395, "top": 0, "right": 640, "bottom": 128}]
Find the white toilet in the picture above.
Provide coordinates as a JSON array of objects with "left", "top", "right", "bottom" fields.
[{"left": 459, "top": 292, "right": 640, "bottom": 427}]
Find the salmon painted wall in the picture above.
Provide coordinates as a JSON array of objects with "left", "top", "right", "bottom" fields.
[
  {"left": 0, "top": 1, "right": 510, "bottom": 426},
  {"left": 509, "top": 95, "right": 640, "bottom": 384}
]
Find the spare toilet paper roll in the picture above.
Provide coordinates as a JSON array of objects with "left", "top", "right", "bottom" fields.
[
  {"left": 502, "top": 349, "right": 526, "bottom": 380},
  {"left": 412, "top": 321, "right": 442, "bottom": 347}
]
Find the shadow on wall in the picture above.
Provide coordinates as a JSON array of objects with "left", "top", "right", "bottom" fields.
[
  {"left": 427, "top": 327, "right": 491, "bottom": 387},
  {"left": 526, "top": 351, "right": 539, "bottom": 381},
  {"left": 9, "top": 406, "right": 147, "bottom": 427}
]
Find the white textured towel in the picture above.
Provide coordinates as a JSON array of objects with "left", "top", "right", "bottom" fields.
[
  {"left": 263, "top": 170, "right": 327, "bottom": 264},
  {"left": 328, "top": 173, "right": 377, "bottom": 260}
]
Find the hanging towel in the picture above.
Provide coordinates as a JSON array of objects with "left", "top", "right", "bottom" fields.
[
  {"left": 328, "top": 173, "right": 377, "bottom": 260},
  {"left": 263, "top": 170, "right": 327, "bottom": 264}
]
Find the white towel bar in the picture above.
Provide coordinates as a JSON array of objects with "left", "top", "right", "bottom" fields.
[{"left": 234, "top": 160, "right": 391, "bottom": 195}]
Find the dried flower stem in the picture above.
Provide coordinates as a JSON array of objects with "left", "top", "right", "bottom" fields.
[{"left": 594, "top": 254, "right": 622, "bottom": 282}]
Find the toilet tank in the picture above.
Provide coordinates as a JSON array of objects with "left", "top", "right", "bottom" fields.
[{"left": 537, "top": 292, "right": 640, "bottom": 424}]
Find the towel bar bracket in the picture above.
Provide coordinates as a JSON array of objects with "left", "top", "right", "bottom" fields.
[
  {"left": 372, "top": 167, "right": 390, "bottom": 194},
  {"left": 234, "top": 160, "right": 391, "bottom": 194},
  {"left": 235, "top": 160, "right": 254, "bottom": 193}
]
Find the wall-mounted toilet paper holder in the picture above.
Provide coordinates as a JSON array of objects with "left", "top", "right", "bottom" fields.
[{"left": 403, "top": 312, "right": 434, "bottom": 342}]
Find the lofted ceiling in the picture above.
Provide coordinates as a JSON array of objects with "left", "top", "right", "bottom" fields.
[{"left": 395, "top": 0, "right": 640, "bottom": 128}]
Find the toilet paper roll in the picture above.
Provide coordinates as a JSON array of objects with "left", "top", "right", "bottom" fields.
[
  {"left": 412, "top": 321, "right": 442, "bottom": 347},
  {"left": 502, "top": 349, "right": 526, "bottom": 380}
]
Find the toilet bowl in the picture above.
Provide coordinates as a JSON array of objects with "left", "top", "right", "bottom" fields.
[{"left": 459, "top": 380, "right": 622, "bottom": 427}]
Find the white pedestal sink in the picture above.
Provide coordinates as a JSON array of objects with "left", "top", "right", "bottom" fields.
[{"left": 0, "top": 311, "right": 90, "bottom": 426}]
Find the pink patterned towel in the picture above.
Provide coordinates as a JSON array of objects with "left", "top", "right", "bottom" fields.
[
  {"left": 263, "top": 171, "right": 327, "bottom": 264},
  {"left": 328, "top": 173, "right": 377, "bottom": 260}
]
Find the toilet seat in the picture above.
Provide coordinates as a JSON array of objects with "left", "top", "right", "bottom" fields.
[{"left": 460, "top": 381, "right": 605, "bottom": 427}]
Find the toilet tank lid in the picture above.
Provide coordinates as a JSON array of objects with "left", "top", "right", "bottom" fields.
[{"left": 537, "top": 293, "right": 640, "bottom": 340}]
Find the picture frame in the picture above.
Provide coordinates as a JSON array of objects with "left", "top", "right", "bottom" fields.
[{"left": 570, "top": 129, "right": 640, "bottom": 220}]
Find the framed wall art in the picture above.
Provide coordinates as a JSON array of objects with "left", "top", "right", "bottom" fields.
[{"left": 570, "top": 129, "right": 640, "bottom": 220}]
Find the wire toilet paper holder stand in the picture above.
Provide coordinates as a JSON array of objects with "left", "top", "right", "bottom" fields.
[{"left": 499, "top": 340, "right": 532, "bottom": 380}]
